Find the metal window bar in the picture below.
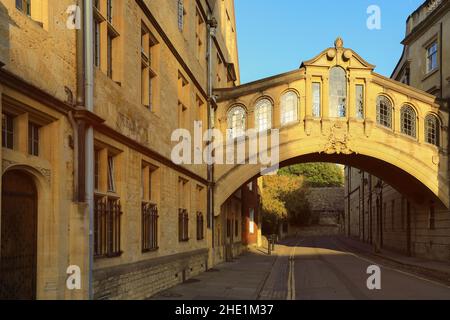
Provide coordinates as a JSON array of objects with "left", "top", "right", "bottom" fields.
[
  {"left": 179, "top": 208, "right": 189, "bottom": 242},
  {"left": 94, "top": 196, "right": 122, "bottom": 258},
  {"left": 142, "top": 203, "right": 158, "bottom": 252}
]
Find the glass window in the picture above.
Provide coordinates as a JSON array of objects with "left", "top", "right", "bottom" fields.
[
  {"left": 178, "top": 0, "right": 184, "bottom": 31},
  {"left": 255, "top": 99, "right": 272, "bottom": 132},
  {"left": 107, "top": 155, "right": 116, "bottom": 192},
  {"left": 107, "top": 0, "right": 113, "bottom": 24},
  {"left": 94, "top": 149, "right": 100, "bottom": 191},
  {"left": 312, "top": 82, "right": 321, "bottom": 117},
  {"left": 425, "top": 114, "right": 440, "bottom": 146},
  {"left": 329, "top": 67, "right": 347, "bottom": 118},
  {"left": 94, "top": 21, "right": 101, "bottom": 67},
  {"left": 376, "top": 96, "right": 392, "bottom": 129},
  {"left": 2, "top": 113, "right": 14, "bottom": 149},
  {"left": 227, "top": 106, "right": 246, "bottom": 139},
  {"left": 281, "top": 91, "right": 298, "bottom": 125},
  {"left": 16, "top": 0, "right": 31, "bottom": 16},
  {"left": 249, "top": 208, "right": 255, "bottom": 234},
  {"left": 28, "top": 122, "right": 40, "bottom": 156},
  {"left": 426, "top": 42, "right": 438, "bottom": 73},
  {"left": 401, "top": 105, "right": 416, "bottom": 138},
  {"left": 355, "top": 85, "right": 364, "bottom": 119},
  {"left": 107, "top": 33, "right": 113, "bottom": 79}
]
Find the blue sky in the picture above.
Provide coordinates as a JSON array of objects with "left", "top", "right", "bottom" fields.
[{"left": 235, "top": 0, "right": 425, "bottom": 84}]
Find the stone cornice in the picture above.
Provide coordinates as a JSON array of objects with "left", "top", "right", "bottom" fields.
[
  {"left": 0, "top": 68, "right": 75, "bottom": 115},
  {"left": 402, "top": 0, "right": 450, "bottom": 45}
]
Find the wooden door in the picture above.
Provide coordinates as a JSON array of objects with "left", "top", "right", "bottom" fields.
[{"left": 0, "top": 170, "right": 37, "bottom": 300}]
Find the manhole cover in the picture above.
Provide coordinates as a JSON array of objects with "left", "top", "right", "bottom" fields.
[{"left": 207, "top": 268, "right": 220, "bottom": 272}]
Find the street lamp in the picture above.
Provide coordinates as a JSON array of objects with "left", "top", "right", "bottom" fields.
[
  {"left": 374, "top": 180, "right": 383, "bottom": 253},
  {"left": 374, "top": 180, "right": 383, "bottom": 196}
]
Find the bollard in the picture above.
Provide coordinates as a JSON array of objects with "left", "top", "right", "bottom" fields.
[{"left": 268, "top": 239, "right": 272, "bottom": 255}]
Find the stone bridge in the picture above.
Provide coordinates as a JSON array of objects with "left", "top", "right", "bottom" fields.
[{"left": 212, "top": 38, "right": 449, "bottom": 214}]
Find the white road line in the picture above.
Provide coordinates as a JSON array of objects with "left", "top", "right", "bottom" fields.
[{"left": 333, "top": 239, "right": 450, "bottom": 290}]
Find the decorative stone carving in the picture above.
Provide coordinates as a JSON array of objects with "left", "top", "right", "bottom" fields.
[
  {"left": 2, "top": 160, "right": 51, "bottom": 184},
  {"left": 2, "top": 159, "right": 18, "bottom": 173},
  {"left": 334, "top": 37, "right": 344, "bottom": 49},
  {"left": 326, "top": 49, "right": 336, "bottom": 60},
  {"left": 343, "top": 49, "right": 352, "bottom": 61},
  {"left": 323, "top": 122, "right": 353, "bottom": 155}
]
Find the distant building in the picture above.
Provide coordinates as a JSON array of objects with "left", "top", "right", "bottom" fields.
[
  {"left": 345, "top": 0, "right": 450, "bottom": 262},
  {"left": 308, "top": 187, "right": 344, "bottom": 225}
]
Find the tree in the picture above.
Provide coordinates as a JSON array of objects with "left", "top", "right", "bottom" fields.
[
  {"left": 278, "top": 163, "right": 344, "bottom": 187},
  {"left": 260, "top": 175, "right": 311, "bottom": 234}
]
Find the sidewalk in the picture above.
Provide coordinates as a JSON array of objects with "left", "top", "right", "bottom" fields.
[
  {"left": 150, "top": 247, "right": 278, "bottom": 300},
  {"left": 336, "top": 236, "right": 450, "bottom": 285}
]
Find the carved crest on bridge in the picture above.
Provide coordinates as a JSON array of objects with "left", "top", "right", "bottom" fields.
[{"left": 323, "top": 123, "right": 353, "bottom": 155}]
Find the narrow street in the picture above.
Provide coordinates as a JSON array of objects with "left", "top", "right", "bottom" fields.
[{"left": 153, "top": 236, "right": 450, "bottom": 300}]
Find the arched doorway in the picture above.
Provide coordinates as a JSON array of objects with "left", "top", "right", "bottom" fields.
[{"left": 0, "top": 170, "right": 38, "bottom": 300}]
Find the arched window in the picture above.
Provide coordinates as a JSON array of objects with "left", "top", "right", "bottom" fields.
[
  {"left": 227, "top": 106, "right": 246, "bottom": 139},
  {"left": 255, "top": 99, "right": 272, "bottom": 132},
  {"left": 329, "top": 67, "right": 347, "bottom": 118},
  {"left": 280, "top": 91, "right": 298, "bottom": 125},
  {"left": 401, "top": 105, "right": 417, "bottom": 138},
  {"left": 425, "top": 114, "right": 440, "bottom": 147},
  {"left": 376, "top": 96, "right": 392, "bottom": 129}
]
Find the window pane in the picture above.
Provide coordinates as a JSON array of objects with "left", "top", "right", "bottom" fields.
[
  {"left": 178, "top": 0, "right": 184, "bottom": 31},
  {"left": 228, "top": 106, "right": 246, "bottom": 139},
  {"left": 94, "top": 21, "right": 100, "bottom": 67},
  {"left": 312, "top": 83, "right": 321, "bottom": 117},
  {"left": 94, "top": 149, "right": 100, "bottom": 190},
  {"left": 249, "top": 208, "right": 255, "bottom": 234},
  {"left": 425, "top": 114, "right": 440, "bottom": 146},
  {"left": 401, "top": 106, "right": 416, "bottom": 137},
  {"left": 329, "top": 67, "right": 347, "bottom": 118},
  {"left": 255, "top": 99, "right": 272, "bottom": 132},
  {"left": 107, "top": 34, "right": 113, "bottom": 78},
  {"left": 376, "top": 96, "right": 392, "bottom": 128},
  {"left": 281, "top": 92, "right": 298, "bottom": 125},
  {"left": 355, "top": 85, "right": 364, "bottom": 119},
  {"left": 107, "top": 155, "right": 115, "bottom": 192},
  {"left": 2, "top": 113, "right": 14, "bottom": 149},
  {"left": 28, "top": 122, "right": 39, "bottom": 156}
]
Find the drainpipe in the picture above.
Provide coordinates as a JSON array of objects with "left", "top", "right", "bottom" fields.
[
  {"left": 206, "top": 16, "right": 217, "bottom": 255},
  {"left": 84, "top": 0, "right": 95, "bottom": 300}
]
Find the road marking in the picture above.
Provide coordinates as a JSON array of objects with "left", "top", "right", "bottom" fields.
[
  {"left": 333, "top": 238, "right": 450, "bottom": 290},
  {"left": 287, "top": 239, "right": 303, "bottom": 300}
]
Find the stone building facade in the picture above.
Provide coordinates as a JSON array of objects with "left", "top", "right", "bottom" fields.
[
  {"left": 307, "top": 187, "right": 344, "bottom": 225},
  {"left": 344, "top": 0, "right": 450, "bottom": 262},
  {"left": 0, "top": 0, "right": 244, "bottom": 300}
]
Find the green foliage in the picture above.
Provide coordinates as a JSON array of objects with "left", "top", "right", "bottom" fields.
[
  {"left": 261, "top": 175, "right": 311, "bottom": 234},
  {"left": 278, "top": 163, "right": 344, "bottom": 187}
]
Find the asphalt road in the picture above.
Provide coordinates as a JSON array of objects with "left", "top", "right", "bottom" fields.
[{"left": 280, "top": 236, "right": 450, "bottom": 300}]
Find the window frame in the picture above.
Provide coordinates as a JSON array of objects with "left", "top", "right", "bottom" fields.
[
  {"left": 280, "top": 91, "right": 299, "bottom": 126},
  {"left": 254, "top": 98, "right": 273, "bottom": 132},
  {"left": 400, "top": 105, "right": 417, "bottom": 138},
  {"left": 227, "top": 105, "right": 246, "bottom": 139},
  {"left": 28, "top": 122, "right": 40, "bottom": 156},
  {"left": 426, "top": 41, "right": 438, "bottom": 74},
  {"left": 425, "top": 113, "right": 440, "bottom": 147},
  {"left": 376, "top": 95, "right": 393, "bottom": 129},
  {"left": 312, "top": 82, "right": 321, "bottom": 118},
  {"left": 329, "top": 66, "right": 347, "bottom": 118},
  {"left": 355, "top": 84, "right": 364, "bottom": 119},
  {"left": 2, "top": 113, "right": 14, "bottom": 150}
]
